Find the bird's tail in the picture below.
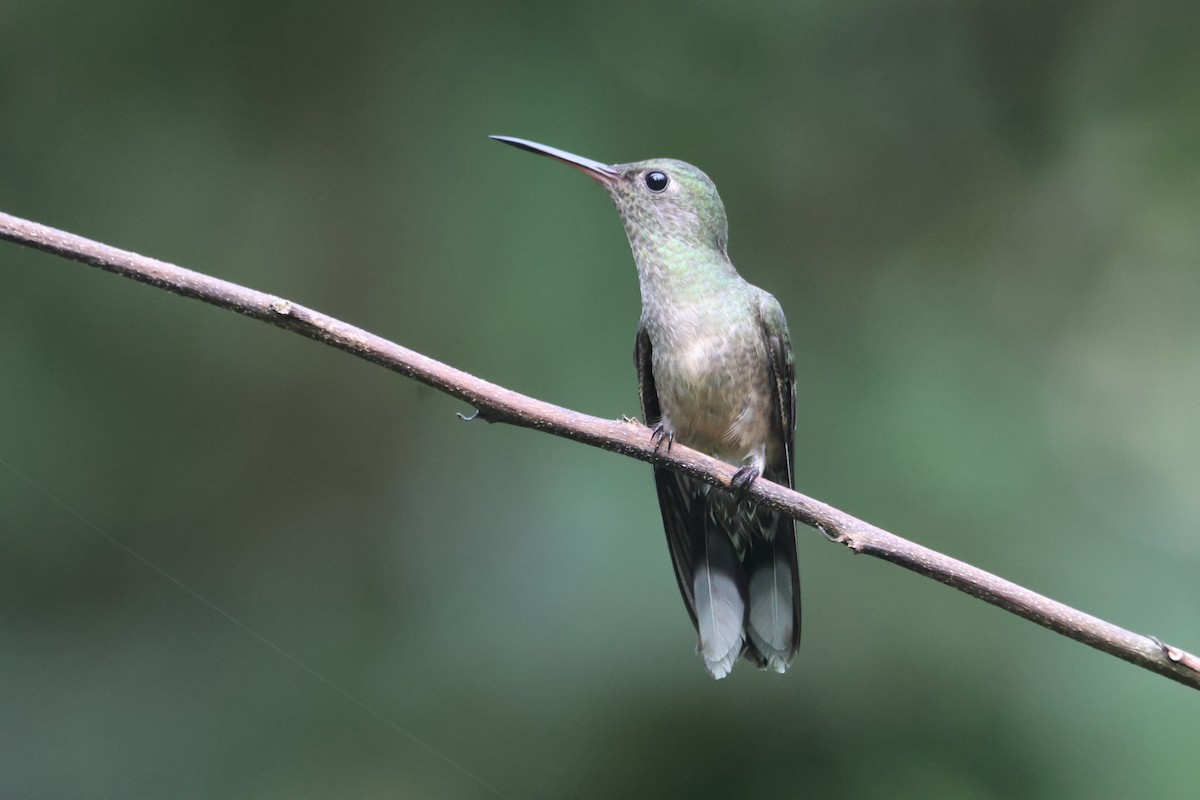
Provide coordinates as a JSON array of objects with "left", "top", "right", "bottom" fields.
[
  {"left": 692, "top": 522, "right": 747, "bottom": 679},
  {"left": 743, "top": 512, "right": 801, "bottom": 672}
]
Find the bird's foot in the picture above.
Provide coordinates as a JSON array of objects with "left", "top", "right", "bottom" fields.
[
  {"left": 650, "top": 423, "right": 675, "bottom": 453},
  {"left": 730, "top": 466, "right": 760, "bottom": 491}
]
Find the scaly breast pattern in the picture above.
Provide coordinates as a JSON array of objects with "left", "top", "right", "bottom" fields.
[{"left": 649, "top": 298, "right": 772, "bottom": 469}]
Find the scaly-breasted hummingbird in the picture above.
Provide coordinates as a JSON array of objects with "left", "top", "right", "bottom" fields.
[{"left": 492, "top": 136, "right": 800, "bottom": 678}]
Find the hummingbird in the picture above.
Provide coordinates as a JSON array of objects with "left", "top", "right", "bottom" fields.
[{"left": 492, "top": 135, "right": 800, "bottom": 678}]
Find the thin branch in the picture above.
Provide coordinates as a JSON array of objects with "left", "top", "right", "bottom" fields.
[{"left": 3, "top": 208, "right": 1198, "bottom": 691}]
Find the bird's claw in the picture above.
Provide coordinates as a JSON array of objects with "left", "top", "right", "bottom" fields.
[
  {"left": 650, "top": 423, "right": 675, "bottom": 453},
  {"left": 730, "top": 466, "right": 760, "bottom": 491}
]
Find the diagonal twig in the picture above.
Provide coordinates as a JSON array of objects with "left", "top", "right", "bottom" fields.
[{"left": 2, "top": 208, "right": 1198, "bottom": 690}]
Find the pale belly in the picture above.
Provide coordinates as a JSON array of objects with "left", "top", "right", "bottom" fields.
[{"left": 652, "top": 332, "right": 774, "bottom": 470}]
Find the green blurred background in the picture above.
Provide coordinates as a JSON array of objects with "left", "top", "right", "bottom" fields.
[{"left": 2, "top": 1, "right": 1198, "bottom": 797}]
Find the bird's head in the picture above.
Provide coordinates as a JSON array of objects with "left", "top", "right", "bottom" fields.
[{"left": 491, "top": 136, "right": 729, "bottom": 257}]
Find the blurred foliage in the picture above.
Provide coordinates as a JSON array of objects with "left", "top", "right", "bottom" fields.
[{"left": 2, "top": 1, "right": 1198, "bottom": 797}]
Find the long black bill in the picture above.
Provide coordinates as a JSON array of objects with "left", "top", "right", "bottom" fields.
[{"left": 490, "top": 135, "right": 619, "bottom": 185}]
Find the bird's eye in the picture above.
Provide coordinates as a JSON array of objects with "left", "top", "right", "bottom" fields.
[{"left": 644, "top": 171, "right": 669, "bottom": 192}]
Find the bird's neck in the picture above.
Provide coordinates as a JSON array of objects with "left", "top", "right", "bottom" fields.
[
  {"left": 625, "top": 229, "right": 738, "bottom": 312},
  {"left": 628, "top": 247, "right": 739, "bottom": 338}
]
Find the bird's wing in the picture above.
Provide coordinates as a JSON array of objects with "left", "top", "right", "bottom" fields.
[
  {"left": 634, "top": 323, "right": 661, "bottom": 428},
  {"left": 741, "top": 291, "right": 801, "bottom": 670},
  {"left": 636, "top": 324, "right": 698, "bottom": 628},
  {"left": 758, "top": 292, "right": 796, "bottom": 487}
]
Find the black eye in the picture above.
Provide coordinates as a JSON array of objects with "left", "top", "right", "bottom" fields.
[{"left": 644, "top": 171, "right": 669, "bottom": 192}]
